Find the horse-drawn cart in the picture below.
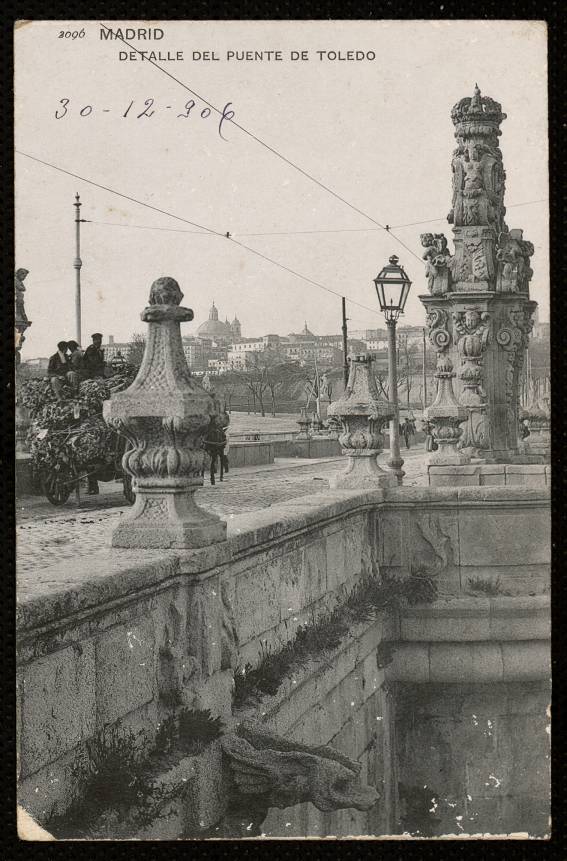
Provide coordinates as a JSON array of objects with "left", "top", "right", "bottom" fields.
[
  {"left": 37, "top": 423, "right": 135, "bottom": 506},
  {"left": 18, "top": 372, "right": 138, "bottom": 508}
]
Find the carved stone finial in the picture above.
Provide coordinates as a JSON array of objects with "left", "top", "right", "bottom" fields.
[
  {"left": 103, "top": 279, "right": 227, "bottom": 548},
  {"left": 424, "top": 354, "right": 470, "bottom": 465},
  {"left": 221, "top": 721, "right": 379, "bottom": 822},
  {"left": 327, "top": 353, "right": 394, "bottom": 488},
  {"left": 148, "top": 276, "right": 184, "bottom": 306}
]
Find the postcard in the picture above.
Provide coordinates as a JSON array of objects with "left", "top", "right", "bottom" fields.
[{"left": 15, "top": 19, "right": 550, "bottom": 841}]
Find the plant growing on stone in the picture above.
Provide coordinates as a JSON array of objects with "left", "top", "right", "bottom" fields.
[
  {"left": 233, "top": 570, "right": 438, "bottom": 708},
  {"left": 466, "top": 576, "right": 510, "bottom": 597}
]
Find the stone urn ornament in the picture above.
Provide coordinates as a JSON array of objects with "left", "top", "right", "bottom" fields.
[
  {"left": 103, "top": 277, "right": 227, "bottom": 549},
  {"left": 424, "top": 353, "right": 470, "bottom": 465},
  {"left": 327, "top": 353, "right": 395, "bottom": 489}
]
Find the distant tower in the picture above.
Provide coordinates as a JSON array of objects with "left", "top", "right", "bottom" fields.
[
  {"left": 231, "top": 315, "right": 242, "bottom": 340},
  {"left": 209, "top": 301, "right": 219, "bottom": 322}
]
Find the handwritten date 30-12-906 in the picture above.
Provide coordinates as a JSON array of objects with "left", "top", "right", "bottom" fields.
[{"left": 54, "top": 98, "right": 236, "bottom": 140}]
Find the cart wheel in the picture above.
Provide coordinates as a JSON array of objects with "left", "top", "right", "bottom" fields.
[
  {"left": 122, "top": 473, "right": 136, "bottom": 505},
  {"left": 42, "top": 473, "right": 71, "bottom": 506}
]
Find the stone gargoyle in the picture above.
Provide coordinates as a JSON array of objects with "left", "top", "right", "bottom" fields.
[{"left": 220, "top": 720, "right": 379, "bottom": 821}]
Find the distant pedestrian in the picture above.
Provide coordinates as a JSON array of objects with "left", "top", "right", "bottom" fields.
[
  {"left": 402, "top": 417, "right": 414, "bottom": 450},
  {"left": 47, "top": 341, "right": 69, "bottom": 399},
  {"left": 83, "top": 333, "right": 105, "bottom": 379},
  {"left": 423, "top": 420, "right": 437, "bottom": 452}
]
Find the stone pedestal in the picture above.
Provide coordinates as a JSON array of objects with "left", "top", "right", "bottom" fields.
[
  {"left": 327, "top": 353, "right": 395, "bottom": 489},
  {"left": 422, "top": 293, "right": 536, "bottom": 461},
  {"left": 103, "top": 277, "right": 227, "bottom": 549}
]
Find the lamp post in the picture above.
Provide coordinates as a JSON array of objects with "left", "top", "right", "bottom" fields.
[{"left": 373, "top": 255, "right": 412, "bottom": 485}]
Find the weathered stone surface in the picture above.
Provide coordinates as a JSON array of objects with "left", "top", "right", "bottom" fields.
[
  {"left": 458, "top": 508, "right": 549, "bottom": 567},
  {"left": 103, "top": 277, "right": 227, "bottom": 549},
  {"left": 233, "top": 563, "right": 280, "bottom": 645},
  {"left": 400, "top": 598, "right": 491, "bottom": 642},
  {"left": 501, "top": 640, "right": 550, "bottom": 680},
  {"left": 328, "top": 354, "right": 394, "bottom": 490},
  {"left": 21, "top": 643, "right": 95, "bottom": 776},
  {"left": 193, "top": 670, "right": 234, "bottom": 719},
  {"left": 16, "top": 481, "right": 550, "bottom": 835},
  {"left": 325, "top": 529, "right": 348, "bottom": 590},
  {"left": 95, "top": 620, "right": 155, "bottom": 726}
]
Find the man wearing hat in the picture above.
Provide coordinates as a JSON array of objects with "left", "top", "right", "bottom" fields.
[
  {"left": 47, "top": 340, "right": 69, "bottom": 399},
  {"left": 83, "top": 333, "right": 105, "bottom": 379}
]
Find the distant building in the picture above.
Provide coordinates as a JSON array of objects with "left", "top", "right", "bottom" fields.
[
  {"left": 197, "top": 301, "right": 234, "bottom": 344},
  {"left": 103, "top": 335, "right": 132, "bottom": 362},
  {"left": 208, "top": 358, "right": 232, "bottom": 375},
  {"left": 21, "top": 356, "right": 49, "bottom": 376}
]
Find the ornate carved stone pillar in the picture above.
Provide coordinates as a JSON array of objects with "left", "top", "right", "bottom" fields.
[
  {"left": 103, "top": 277, "right": 227, "bottom": 548},
  {"left": 419, "top": 86, "right": 538, "bottom": 462},
  {"left": 327, "top": 353, "right": 394, "bottom": 489}
]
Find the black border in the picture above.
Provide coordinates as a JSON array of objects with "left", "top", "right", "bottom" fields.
[{"left": 4, "top": 4, "right": 565, "bottom": 859}]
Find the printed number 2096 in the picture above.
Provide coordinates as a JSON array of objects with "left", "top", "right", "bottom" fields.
[{"left": 58, "top": 29, "right": 86, "bottom": 39}]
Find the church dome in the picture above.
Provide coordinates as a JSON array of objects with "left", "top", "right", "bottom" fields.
[{"left": 197, "top": 301, "right": 232, "bottom": 340}]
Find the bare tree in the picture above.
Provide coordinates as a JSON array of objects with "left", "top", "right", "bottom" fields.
[{"left": 126, "top": 332, "right": 146, "bottom": 368}]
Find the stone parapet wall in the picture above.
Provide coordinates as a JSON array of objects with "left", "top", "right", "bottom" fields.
[
  {"left": 272, "top": 437, "right": 341, "bottom": 458},
  {"left": 228, "top": 441, "right": 275, "bottom": 468},
  {"left": 16, "top": 483, "right": 550, "bottom": 834},
  {"left": 428, "top": 462, "right": 551, "bottom": 488},
  {"left": 378, "top": 485, "right": 550, "bottom": 596}
]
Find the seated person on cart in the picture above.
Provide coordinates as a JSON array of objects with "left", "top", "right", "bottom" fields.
[
  {"left": 47, "top": 341, "right": 69, "bottom": 400},
  {"left": 65, "top": 340, "right": 85, "bottom": 391},
  {"left": 83, "top": 332, "right": 106, "bottom": 379}
]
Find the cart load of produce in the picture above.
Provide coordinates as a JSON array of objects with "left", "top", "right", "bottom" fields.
[{"left": 18, "top": 367, "right": 138, "bottom": 487}]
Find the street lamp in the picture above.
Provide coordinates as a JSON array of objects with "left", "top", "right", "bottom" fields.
[{"left": 373, "top": 255, "right": 412, "bottom": 485}]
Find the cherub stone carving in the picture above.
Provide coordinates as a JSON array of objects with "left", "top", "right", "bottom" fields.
[
  {"left": 496, "top": 230, "right": 534, "bottom": 293},
  {"left": 421, "top": 233, "right": 452, "bottom": 295},
  {"left": 221, "top": 720, "right": 378, "bottom": 823}
]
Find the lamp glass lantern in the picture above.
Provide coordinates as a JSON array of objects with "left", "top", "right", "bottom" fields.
[{"left": 373, "top": 255, "right": 412, "bottom": 323}]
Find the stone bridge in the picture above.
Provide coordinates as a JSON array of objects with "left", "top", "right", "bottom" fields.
[{"left": 17, "top": 481, "right": 550, "bottom": 838}]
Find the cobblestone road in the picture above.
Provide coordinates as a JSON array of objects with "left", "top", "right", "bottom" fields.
[{"left": 16, "top": 449, "right": 427, "bottom": 576}]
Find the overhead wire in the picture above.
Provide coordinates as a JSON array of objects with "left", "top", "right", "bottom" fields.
[
  {"left": 98, "top": 22, "right": 423, "bottom": 264},
  {"left": 69, "top": 194, "right": 547, "bottom": 239},
  {"left": 16, "top": 149, "right": 383, "bottom": 317}
]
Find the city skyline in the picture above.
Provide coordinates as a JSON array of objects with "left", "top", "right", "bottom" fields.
[{"left": 16, "top": 21, "right": 548, "bottom": 360}]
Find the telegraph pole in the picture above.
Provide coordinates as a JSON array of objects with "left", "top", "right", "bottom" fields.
[
  {"left": 74, "top": 193, "right": 83, "bottom": 344},
  {"left": 341, "top": 296, "right": 349, "bottom": 388}
]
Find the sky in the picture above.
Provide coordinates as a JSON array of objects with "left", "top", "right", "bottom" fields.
[{"left": 15, "top": 19, "right": 548, "bottom": 358}]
